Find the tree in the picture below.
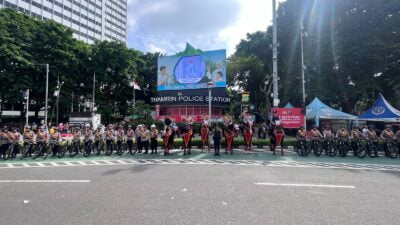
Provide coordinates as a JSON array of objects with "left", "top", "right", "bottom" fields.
[{"left": 228, "top": 0, "right": 400, "bottom": 113}]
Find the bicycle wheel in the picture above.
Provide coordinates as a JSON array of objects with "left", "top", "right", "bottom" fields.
[
  {"left": 42, "top": 144, "right": 52, "bottom": 160},
  {"left": 83, "top": 142, "right": 92, "bottom": 157},
  {"left": 20, "top": 145, "right": 30, "bottom": 159},
  {"left": 387, "top": 143, "right": 399, "bottom": 159},
  {"left": 327, "top": 144, "right": 337, "bottom": 157},
  {"left": 357, "top": 144, "right": 367, "bottom": 158},
  {"left": 105, "top": 142, "right": 113, "bottom": 156},
  {"left": 33, "top": 144, "right": 43, "bottom": 159},
  {"left": 313, "top": 144, "right": 322, "bottom": 157},
  {"left": 338, "top": 144, "right": 348, "bottom": 157},
  {"left": 58, "top": 145, "right": 67, "bottom": 158}
]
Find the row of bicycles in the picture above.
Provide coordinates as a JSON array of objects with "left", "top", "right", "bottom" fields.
[
  {"left": 3, "top": 139, "right": 137, "bottom": 160},
  {"left": 295, "top": 138, "right": 400, "bottom": 158}
]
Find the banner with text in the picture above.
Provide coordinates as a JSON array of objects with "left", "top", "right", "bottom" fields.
[{"left": 272, "top": 108, "right": 304, "bottom": 128}]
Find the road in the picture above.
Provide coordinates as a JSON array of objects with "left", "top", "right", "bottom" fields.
[{"left": 1, "top": 158, "right": 400, "bottom": 225}]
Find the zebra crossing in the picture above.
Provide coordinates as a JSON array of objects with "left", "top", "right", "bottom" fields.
[{"left": 1, "top": 158, "right": 400, "bottom": 171}]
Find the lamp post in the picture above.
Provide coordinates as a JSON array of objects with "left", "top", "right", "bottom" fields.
[
  {"left": 300, "top": 15, "right": 307, "bottom": 129},
  {"left": 45, "top": 63, "right": 49, "bottom": 127},
  {"left": 207, "top": 82, "right": 213, "bottom": 124},
  {"left": 92, "top": 72, "right": 96, "bottom": 113},
  {"left": 25, "top": 89, "right": 29, "bottom": 125},
  {"left": 272, "top": 0, "right": 279, "bottom": 107}
]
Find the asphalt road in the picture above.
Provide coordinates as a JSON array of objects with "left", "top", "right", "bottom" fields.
[{"left": 1, "top": 164, "right": 400, "bottom": 225}]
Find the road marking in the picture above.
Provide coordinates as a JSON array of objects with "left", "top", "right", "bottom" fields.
[
  {"left": 254, "top": 182, "right": 356, "bottom": 189},
  {"left": 1, "top": 159, "right": 400, "bottom": 172},
  {"left": 0, "top": 180, "right": 91, "bottom": 183}
]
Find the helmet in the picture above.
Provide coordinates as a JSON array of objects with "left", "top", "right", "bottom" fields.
[
  {"left": 128, "top": 125, "right": 132, "bottom": 129},
  {"left": 385, "top": 125, "right": 392, "bottom": 129},
  {"left": 151, "top": 124, "right": 156, "bottom": 128},
  {"left": 24, "top": 125, "right": 31, "bottom": 130},
  {"left": 85, "top": 124, "right": 90, "bottom": 128},
  {"left": 352, "top": 126, "right": 358, "bottom": 129},
  {"left": 368, "top": 125, "right": 374, "bottom": 129}
]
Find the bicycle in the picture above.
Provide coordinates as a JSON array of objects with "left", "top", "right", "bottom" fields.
[
  {"left": 105, "top": 140, "right": 116, "bottom": 156},
  {"left": 83, "top": 140, "right": 94, "bottom": 157},
  {"left": 33, "top": 142, "right": 47, "bottom": 159},
  {"left": 20, "top": 142, "right": 35, "bottom": 159},
  {"left": 93, "top": 139, "right": 105, "bottom": 156},
  {"left": 310, "top": 138, "right": 323, "bottom": 157},
  {"left": 352, "top": 139, "right": 367, "bottom": 159},
  {"left": 337, "top": 138, "right": 349, "bottom": 157},
  {"left": 69, "top": 141, "right": 81, "bottom": 157},
  {"left": 57, "top": 140, "right": 69, "bottom": 158},
  {"left": 323, "top": 138, "right": 337, "bottom": 157},
  {"left": 296, "top": 138, "right": 309, "bottom": 157},
  {"left": 366, "top": 140, "right": 379, "bottom": 158},
  {"left": 6, "top": 143, "right": 18, "bottom": 159},
  {"left": 382, "top": 138, "right": 398, "bottom": 159}
]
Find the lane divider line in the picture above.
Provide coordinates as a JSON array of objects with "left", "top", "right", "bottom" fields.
[
  {"left": 0, "top": 180, "right": 91, "bottom": 183},
  {"left": 254, "top": 182, "right": 356, "bottom": 189}
]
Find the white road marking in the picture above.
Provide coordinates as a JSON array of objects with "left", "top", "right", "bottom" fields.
[
  {"left": 91, "top": 161, "right": 101, "bottom": 165},
  {"left": 254, "top": 182, "right": 356, "bottom": 189},
  {"left": 64, "top": 162, "right": 74, "bottom": 166},
  {"left": 23, "top": 200, "right": 30, "bottom": 204},
  {"left": 0, "top": 180, "right": 91, "bottom": 183}
]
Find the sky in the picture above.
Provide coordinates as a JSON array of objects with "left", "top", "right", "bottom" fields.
[{"left": 126, "top": 0, "right": 285, "bottom": 56}]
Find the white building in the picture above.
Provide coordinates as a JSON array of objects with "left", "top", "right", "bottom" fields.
[{"left": 0, "top": 0, "right": 127, "bottom": 44}]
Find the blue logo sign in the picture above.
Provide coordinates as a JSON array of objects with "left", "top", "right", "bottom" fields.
[
  {"left": 174, "top": 55, "right": 205, "bottom": 84},
  {"left": 372, "top": 106, "right": 385, "bottom": 115}
]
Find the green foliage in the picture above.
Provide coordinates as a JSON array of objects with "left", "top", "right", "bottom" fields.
[
  {"left": 228, "top": 0, "right": 400, "bottom": 114},
  {"left": 0, "top": 8, "right": 153, "bottom": 124},
  {"left": 128, "top": 100, "right": 152, "bottom": 121}
]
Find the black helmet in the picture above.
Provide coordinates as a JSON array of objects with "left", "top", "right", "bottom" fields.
[
  {"left": 368, "top": 125, "right": 374, "bottom": 129},
  {"left": 385, "top": 125, "right": 392, "bottom": 129}
]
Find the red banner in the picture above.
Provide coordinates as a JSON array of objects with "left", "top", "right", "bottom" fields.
[{"left": 272, "top": 108, "right": 304, "bottom": 128}]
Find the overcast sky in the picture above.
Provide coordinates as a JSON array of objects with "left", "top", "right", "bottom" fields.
[{"left": 126, "top": 0, "right": 285, "bottom": 56}]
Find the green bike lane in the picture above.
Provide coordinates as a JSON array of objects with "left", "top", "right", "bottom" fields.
[{"left": 1, "top": 149, "right": 399, "bottom": 166}]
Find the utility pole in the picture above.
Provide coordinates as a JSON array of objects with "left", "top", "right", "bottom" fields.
[
  {"left": 71, "top": 92, "right": 74, "bottom": 112},
  {"left": 25, "top": 89, "right": 29, "bottom": 125},
  {"left": 272, "top": 0, "right": 279, "bottom": 107},
  {"left": 300, "top": 15, "right": 307, "bottom": 129},
  {"left": 45, "top": 63, "right": 49, "bottom": 127},
  {"left": 92, "top": 72, "right": 96, "bottom": 113}
]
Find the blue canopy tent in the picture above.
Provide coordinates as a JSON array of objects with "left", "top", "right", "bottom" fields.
[
  {"left": 306, "top": 97, "right": 357, "bottom": 127},
  {"left": 284, "top": 102, "right": 294, "bottom": 108},
  {"left": 358, "top": 94, "right": 400, "bottom": 122}
]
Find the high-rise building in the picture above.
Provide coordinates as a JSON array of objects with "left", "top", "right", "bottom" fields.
[{"left": 0, "top": 0, "right": 127, "bottom": 44}]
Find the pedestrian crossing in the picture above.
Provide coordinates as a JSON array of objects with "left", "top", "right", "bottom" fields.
[{"left": 0, "top": 158, "right": 400, "bottom": 171}]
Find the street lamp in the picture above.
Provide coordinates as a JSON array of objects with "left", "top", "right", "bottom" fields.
[
  {"left": 300, "top": 15, "right": 307, "bottom": 129},
  {"left": 207, "top": 82, "right": 214, "bottom": 124}
]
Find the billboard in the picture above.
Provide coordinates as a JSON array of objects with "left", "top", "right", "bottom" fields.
[
  {"left": 157, "top": 49, "right": 226, "bottom": 91},
  {"left": 272, "top": 108, "right": 305, "bottom": 129}
]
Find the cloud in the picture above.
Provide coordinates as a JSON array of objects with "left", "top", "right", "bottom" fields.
[
  {"left": 127, "top": 0, "right": 240, "bottom": 54},
  {"left": 126, "top": 0, "right": 286, "bottom": 55}
]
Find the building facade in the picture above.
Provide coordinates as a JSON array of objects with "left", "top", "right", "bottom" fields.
[{"left": 0, "top": 0, "right": 127, "bottom": 44}]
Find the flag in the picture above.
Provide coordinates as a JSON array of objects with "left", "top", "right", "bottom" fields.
[{"left": 130, "top": 80, "right": 141, "bottom": 90}]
